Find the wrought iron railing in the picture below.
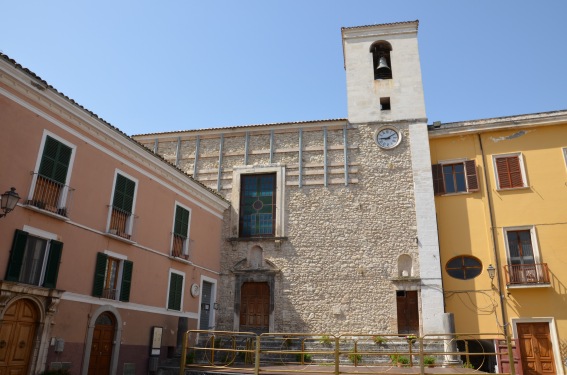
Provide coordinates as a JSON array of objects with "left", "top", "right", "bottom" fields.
[
  {"left": 172, "top": 233, "right": 190, "bottom": 260},
  {"left": 108, "top": 206, "right": 133, "bottom": 240},
  {"left": 504, "top": 263, "right": 550, "bottom": 285},
  {"left": 26, "top": 174, "right": 75, "bottom": 217}
]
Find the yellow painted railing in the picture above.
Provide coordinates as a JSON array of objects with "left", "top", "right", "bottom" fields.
[{"left": 179, "top": 331, "right": 515, "bottom": 375}]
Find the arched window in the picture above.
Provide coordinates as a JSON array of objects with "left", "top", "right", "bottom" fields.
[
  {"left": 370, "top": 41, "right": 393, "bottom": 80},
  {"left": 446, "top": 255, "right": 483, "bottom": 280}
]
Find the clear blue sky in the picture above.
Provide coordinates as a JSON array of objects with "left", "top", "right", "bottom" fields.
[{"left": 2, "top": 1, "right": 566, "bottom": 135}]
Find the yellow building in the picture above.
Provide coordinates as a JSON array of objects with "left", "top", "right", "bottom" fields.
[{"left": 429, "top": 110, "right": 567, "bottom": 375}]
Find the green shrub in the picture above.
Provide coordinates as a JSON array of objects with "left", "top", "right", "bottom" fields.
[
  {"left": 372, "top": 335, "right": 386, "bottom": 345},
  {"left": 295, "top": 353, "right": 312, "bottom": 362},
  {"left": 319, "top": 335, "right": 332, "bottom": 345},
  {"left": 348, "top": 353, "right": 362, "bottom": 363},
  {"left": 423, "top": 355, "right": 436, "bottom": 365},
  {"left": 463, "top": 361, "right": 475, "bottom": 369}
]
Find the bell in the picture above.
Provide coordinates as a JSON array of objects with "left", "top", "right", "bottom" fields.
[
  {"left": 377, "top": 56, "right": 390, "bottom": 70},
  {"left": 376, "top": 56, "right": 392, "bottom": 79}
]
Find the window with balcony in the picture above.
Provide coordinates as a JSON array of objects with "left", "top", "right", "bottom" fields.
[
  {"left": 28, "top": 135, "right": 75, "bottom": 216},
  {"left": 92, "top": 252, "right": 133, "bottom": 301},
  {"left": 239, "top": 173, "right": 276, "bottom": 237},
  {"left": 504, "top": 228, "right": 549, "bottom": 285},
  {"left": 5, "top": 229, "right": 63, "bottom": 288},
  {"left": 172, "top": 204, "right": 191, "bottom": 259},
  {"left": 494, "top": 154, "right": 527, "bottom": 190},
  {"left": 167, "top": 270, "right": 184, "bottom": 311},
  {"left": 432, "top": 160, "right": 479, "bottom": 195},
  {"left": 108, "top": 173, "right": 137, "bottom": 239}
]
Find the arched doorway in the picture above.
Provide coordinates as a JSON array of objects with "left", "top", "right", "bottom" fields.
[
  {"left": 0, "top": 299, "right": 39, "bottom": 375},
  {"left": 88, "top": 312, "right": 115, "bottom": 375}
]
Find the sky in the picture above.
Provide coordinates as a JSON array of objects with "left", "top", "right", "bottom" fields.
[{"left": 1, "top": 1, "right": 566, "bottom": 136}]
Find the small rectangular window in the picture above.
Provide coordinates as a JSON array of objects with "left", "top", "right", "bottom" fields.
[
  {"left": 380, "top": 97, "right": 391, "bottom": 111},
  {"left": 172, "top": 205, "right": 191, "bottom": 259},
  {"left": 167, "top": 271, "right": 184, "bottom": 311},
  {"left": 108, "top": 173, "right": 137, "bottom": 239},
  {"left": 432, "top": 160, "right": 479, "bottom": 195},
  {"left": 5, "top": 229, "right": 63, "bottom": 288},
  {"left": 29, "top": 135, "right": 75, "bottom": 216},
  {"left": 92, "top": 252, "right": 133, "bottom": 302},
  {"left": 494, "top": 154, "right": 526, "bottom": 189},
  {"left": 503, "top": 227, "right": 548, "bottom": 285}
]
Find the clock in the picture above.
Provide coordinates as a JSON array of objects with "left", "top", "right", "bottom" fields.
[
  {"left": 375, "top": 127, "right": 402, "bottom": 149},
  {"left": 190, "top": 283, "right": 200, "bottom": 297}
]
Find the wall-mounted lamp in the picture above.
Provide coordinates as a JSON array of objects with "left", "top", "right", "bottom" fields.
[
  {"left": 0, "top": 188, "right": 20, "bottom": 218},
  {"left": 487, "top": 264, "right": 496, "bottom": 281}
]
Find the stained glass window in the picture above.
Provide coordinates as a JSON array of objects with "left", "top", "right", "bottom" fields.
[{"left": 239, "top": 174, "right": 276, "bottom": 237}]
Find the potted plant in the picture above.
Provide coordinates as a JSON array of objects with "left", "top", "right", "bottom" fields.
[
  {"left": 406, "top": 334, "right": 417, "bottom": 344},
  {"left": 424, "top": 355, "right": 436, "bottom": 368},
  {"left": 390, "top": 354, "right": 409, "bottom": 367},
  {"left": 372, "top": 335, "right": 387, "bottom": 345}
]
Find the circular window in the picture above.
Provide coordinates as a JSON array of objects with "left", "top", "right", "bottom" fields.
[{"left": 445, "top": 255, "right": 483, "bottom": 280}]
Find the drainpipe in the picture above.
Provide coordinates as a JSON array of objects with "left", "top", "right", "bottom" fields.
[{"left": 477, "top": 134, "right": 515, "bottom": 375}]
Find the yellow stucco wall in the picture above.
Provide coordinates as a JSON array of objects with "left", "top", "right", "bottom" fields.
[{"left": 430, "top": 121, "right": 567, "bottom": 371}]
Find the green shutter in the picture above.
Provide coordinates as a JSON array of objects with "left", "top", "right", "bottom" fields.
[
  {"left": 119, "top": 260, "right": 133, "bottom": 302},
  {"left": 38, "top": 136, "right": 72, "bottom": 184},
  {"left": 113, "top": 174, "right": 136, "bottom": 213},
  {"left": 174, "top": 206, "right": 190, "bottom": 237},
  {"left": 5, "top": 230, "right": 28, "bottom": 282},
  {"left": 168, "top": 273, "right": 183, "bottom": 310},
  {"left": 92, "top": 252, "right": 108, "bottom": 297},
  {"left": 42, "top": 240, "right": 63, "bottom": 288}
]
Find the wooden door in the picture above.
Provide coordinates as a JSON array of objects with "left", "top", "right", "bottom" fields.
[
  {"left": 0, "top": 300, "right": 38, "bottom": 375},
  {"left": 396, "top": 291, "right": 419, "bottom": 334},
  {"left": 88, "top": 313, "right": 115, "bottom": 375},
  {"left": 239, "top": 282, "right": 270, "bottom": 333},
  {"left": 518, "top": 323, "right": 556, "bottom": 375}
]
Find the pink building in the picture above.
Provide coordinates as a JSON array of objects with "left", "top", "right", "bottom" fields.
[{"left": 0, "top": 54, "right": 229, "bottom": 375}]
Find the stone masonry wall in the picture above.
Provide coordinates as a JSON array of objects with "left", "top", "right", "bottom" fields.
[{"left": 138, "top": 121, "right": 421, "bottom": 334}]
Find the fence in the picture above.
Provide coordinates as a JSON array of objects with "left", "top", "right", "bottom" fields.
[{"left": 179, "top": 330, "right": 515, "bottom": 375}]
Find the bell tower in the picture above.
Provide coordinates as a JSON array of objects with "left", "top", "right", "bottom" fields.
[{"left": 341, "top": 20, "right": 426, "bottom": 123}]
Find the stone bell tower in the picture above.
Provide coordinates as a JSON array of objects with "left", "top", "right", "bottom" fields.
[{"left": 342, "top": 21, "right": 444, "bottom": 335}]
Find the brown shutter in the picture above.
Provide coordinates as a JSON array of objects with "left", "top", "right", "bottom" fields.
[
  {"left": 508, "top": 156, "right": 524, "bottom": 188},
  {"left": 496, "top": 156, "right": 524, "bottom": 189},
  {"left": 431, "top": 164, "right": 445, "bottom": 195},
  {"left": 464, "top": 160, "right": 479, "bottom": 192}
]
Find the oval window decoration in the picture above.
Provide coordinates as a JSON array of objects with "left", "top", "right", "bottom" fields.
[{"left": 445, "top": 255, "right": 483, "bottom": 280}]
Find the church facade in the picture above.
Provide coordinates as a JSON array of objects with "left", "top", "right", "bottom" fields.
[{"left": 134, "top": 21, "right": 445, "bottom": 335}]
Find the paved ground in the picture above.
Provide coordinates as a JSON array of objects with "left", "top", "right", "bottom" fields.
[{"left": 183, "top": 364, "right": 490, "bottom": 375}]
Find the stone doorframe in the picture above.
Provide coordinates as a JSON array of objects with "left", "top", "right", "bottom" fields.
[
  {"left": 81, "top": 305, "right": 123, "bottom": 375},
  {"left": 0, "top": 281, "right": 62, "bottom": 375},
  {"left": 232, "top": 258, "right": 280, "bottom": 333},
  {"left": 511, "top": 317, "right": 564, "bottom": 375}
]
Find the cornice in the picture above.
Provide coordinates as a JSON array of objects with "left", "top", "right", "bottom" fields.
[
  {"left": 0, "top": 59, "right": 229, "bottom": 214},
  {"left": 428, "top": 111, "right": 567, "bottom": 138}
]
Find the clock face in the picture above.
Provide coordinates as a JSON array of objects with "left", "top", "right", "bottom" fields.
[{"left": 375, "top": 128, "right": 401, "bottom": 149}]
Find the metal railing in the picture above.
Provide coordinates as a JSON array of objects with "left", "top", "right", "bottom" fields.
[
  {"left": 108, "top": 206, "right": 133, "bottom": 240},
  {"left": 180, "top": 330, "right": 515, "bottom": 375},
  {"left": 171, "top": 233, "right": 190, "bottom": 260},
  {"left": 26, "top": 174, "right": 75, "bottom": 217},
  {"left": 504, "top": 263, "right": 550, "bottom": 285}
]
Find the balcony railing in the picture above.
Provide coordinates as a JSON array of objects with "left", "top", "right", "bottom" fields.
[
  {"left": 26, "top": 174, "right": 75, "bottom": 217},
  {"left": 102, "top": 288, "right": 117, "bottom": 300},
  {"left": 108, "top": 206, "right": 133, "bottom": 240},
  {"left": 172, "top": 233, "right": 191, "bottom": 260},
  {"left": 504, "top": 263, "right": 550, "bottom": 285}
]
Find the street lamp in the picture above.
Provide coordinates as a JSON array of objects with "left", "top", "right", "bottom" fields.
[
  {"left": 486, "top": 264, "right": 496, "bottom": 281},
  {"left": 1, "top": 187, "right": 21, "bottom": 218}
]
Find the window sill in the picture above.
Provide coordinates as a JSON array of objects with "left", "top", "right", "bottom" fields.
[
  {"left": 228, "top": 237, "right": 288, "bottom": 243},
  {"left": 24, "top": 204, "right": 70, "bottom": 221},
  {"left": 496, "top": 186, "right": 530, "bottom": 192},
  {"left": 507, "top": 283, "right": 551, "bottom": 289},
  {"left": 438, "top": 191, "right": 475, "bottom": 197},
  {"left": 169, "top": 255, "right": 192, "bottom": 265},
  {"left": 104, "top": 232, "right": 136, "bottom": 245}
]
